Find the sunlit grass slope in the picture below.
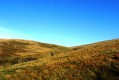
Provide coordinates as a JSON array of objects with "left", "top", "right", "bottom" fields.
[
  {"left": 0, "top": 39, "right": 72, "bottom": 66},
  {"left": 0, "top": 39, "right": 119, "bottom": 80}
]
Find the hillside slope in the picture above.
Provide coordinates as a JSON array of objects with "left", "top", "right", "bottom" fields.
[
  {"left": 0, "top": 39, "right": 119, "bottom": 80},
  {"left": 0, "top": 39, "right": 71, "bottom": 65}
]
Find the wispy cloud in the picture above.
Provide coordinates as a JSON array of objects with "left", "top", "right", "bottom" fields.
[{"left": 0, "top": 26, "right": 30, "bottom": 39}]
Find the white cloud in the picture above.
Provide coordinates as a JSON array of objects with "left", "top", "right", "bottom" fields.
[{"left": 0, "top": 26, "right": 30, "bottom": 39}]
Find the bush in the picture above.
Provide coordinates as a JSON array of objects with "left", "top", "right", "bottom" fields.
[{"left": 50, "top": 52, "right": 54, "bottom": 56}]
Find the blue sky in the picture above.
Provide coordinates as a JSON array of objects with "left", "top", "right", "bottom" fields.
[{"left": 0, "top": 0, "right": 119, "bottom": 46}]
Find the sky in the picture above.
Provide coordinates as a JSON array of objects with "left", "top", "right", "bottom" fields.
[{"left": 0, "top": 0, "right": 119, "bottom": 46}]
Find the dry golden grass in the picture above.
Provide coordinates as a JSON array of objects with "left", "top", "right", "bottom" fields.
[
  {"left": 0, "top": 39, "right": 72, "bottom": 66},
  {"left": 0, "top": 39, "right": 119, "bottom": 80}
]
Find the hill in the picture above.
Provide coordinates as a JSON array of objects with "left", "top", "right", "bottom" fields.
[
  {"left": 0, "top": 39, "right": 119, "bottom": 80},
  {"left": 0, "top": 39, "right": 72, "bottom": 66}
]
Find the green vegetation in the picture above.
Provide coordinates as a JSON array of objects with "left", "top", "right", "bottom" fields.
[{"left": 0, "top": 39, "right": 119, "bottom": 80}]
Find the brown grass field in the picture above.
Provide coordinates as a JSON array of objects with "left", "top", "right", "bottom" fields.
[{"left": 0, "top": 39, "right": 119, "bottom": 80}]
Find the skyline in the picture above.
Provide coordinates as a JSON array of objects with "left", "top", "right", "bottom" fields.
[{"left": 0, "top": 0, "right": 119, "bottom": 46}]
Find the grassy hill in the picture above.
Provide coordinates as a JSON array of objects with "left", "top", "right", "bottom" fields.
[
  {"left": 0, "top": 39, "right": 72, "bottom": 66},
  {"left": 0, "top": 39, "right": 119, "bottom": 80}
]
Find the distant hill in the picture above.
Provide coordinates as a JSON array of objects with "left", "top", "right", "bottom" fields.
[
  {"left": 0, "top": 39, "right": 71, "bottom": 65},
  {"left": 0, "top": 39, "right": 119, "bottom": 80}
]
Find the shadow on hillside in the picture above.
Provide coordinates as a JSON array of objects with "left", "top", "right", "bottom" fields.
[{"left": 95, "top": 63, "right": 119, "bottom": 80}]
